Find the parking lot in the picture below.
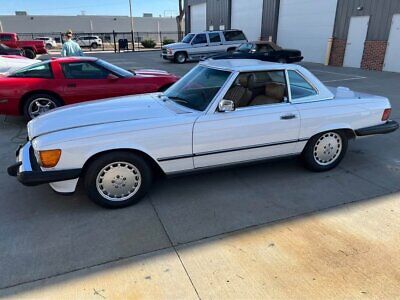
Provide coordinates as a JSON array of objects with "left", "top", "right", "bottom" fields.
[{"left": 1, "top": 51, "right": 400, "bottom": 298}]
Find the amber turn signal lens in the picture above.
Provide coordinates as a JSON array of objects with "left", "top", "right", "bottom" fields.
[
  {"left": 39, "top": 149, "right": 61, "bottom": 168},
  {"left": 382, "top": 108, "right": 392, "bottom": 121}
]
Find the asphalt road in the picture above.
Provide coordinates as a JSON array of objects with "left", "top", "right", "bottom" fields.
[{"left": 1, "top": 51, "right": 400, "bottom": 297}]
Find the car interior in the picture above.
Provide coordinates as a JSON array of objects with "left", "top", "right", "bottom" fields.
[{"left": 224, "top": 71, "right": 288, "bottom": 108}]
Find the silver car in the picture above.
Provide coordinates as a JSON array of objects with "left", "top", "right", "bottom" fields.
[{"left": 162, "top": 30, "right": 247, "bottom": 63}]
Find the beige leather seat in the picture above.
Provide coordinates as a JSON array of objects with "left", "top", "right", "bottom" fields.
[
  {"left": 249, "top": 83, "right": 285, "bottom": 106},
  {"left": 224, "top": 74, "right": 255, "bottom": 107}
]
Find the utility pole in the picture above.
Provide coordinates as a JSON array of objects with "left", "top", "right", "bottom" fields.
[{"left": 129, "top": 0, "right": 135, "bottom": 51}]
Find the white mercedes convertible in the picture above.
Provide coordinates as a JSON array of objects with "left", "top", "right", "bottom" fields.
[{"left": 8, "top": 59, "right": 398, "bottom": 208}]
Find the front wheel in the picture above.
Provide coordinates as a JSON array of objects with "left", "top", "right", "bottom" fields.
[
  {"left": 91, "top": 43, "right": 98, "bottom": 49},
  {"left": 84, "top": 152, "right": 153, "bottom": 208},
  {"left": 174, "top": 52, "right": 187, "bottom": 64},
  {"left": 302, "top": 131, "right": 348, "bottom": 172}
]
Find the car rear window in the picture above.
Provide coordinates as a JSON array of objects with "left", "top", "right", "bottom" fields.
[
  {"left": 223, "top": 31, "right": 246, "bottom": 42},
  {"left": 0, "top": 34, "right": 12, "bottom": 42},
  {"left": 9, "top": 61, "right": 53, "bottom": 79}
]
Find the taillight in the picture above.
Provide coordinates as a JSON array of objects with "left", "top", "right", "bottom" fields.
[{"left": 382, "top": 108, "right": 391, "bottom": 121}]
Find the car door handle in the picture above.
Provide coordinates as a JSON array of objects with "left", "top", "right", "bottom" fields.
[
  {"left": 281, "top": 114, "right": 296, "bottom": 120},
  {"left": 67, "top": 83, "right": 76, "bottom": 88}
]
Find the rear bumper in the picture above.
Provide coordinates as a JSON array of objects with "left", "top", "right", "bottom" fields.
[
  {"left": 355, "top": 120, "right": 399, "bottom": 136},
  {"left": 7, "top": 142, "right": 81, "bottom": 186}
]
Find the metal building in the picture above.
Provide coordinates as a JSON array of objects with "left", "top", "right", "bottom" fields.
[{"left": 184, "top": 0, "right": 400, "bottom": 72}]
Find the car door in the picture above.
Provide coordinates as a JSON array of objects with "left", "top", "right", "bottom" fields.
[
  {"left": 190, "top": 33, "right": 209, "bottom": 60},
  {"left": 192, "top": 70, "right": 301, "bottom": 168},
  {"left": 61, "top": 61, "right": 121, "bottom": 104},
  {"left": 208, "top": 32, "right": 225, "bottom": 56}
]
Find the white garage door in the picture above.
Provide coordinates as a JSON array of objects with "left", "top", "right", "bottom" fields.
[
  {"left": 384, "top": 14, "right": 400, "bottom": 72},
  {"left": 231, "top": 0, "right": 263, "bottom": 41},
  {"left": 190, "top": 3, "right": 207, "bottom": 33},
  {"left": 277, "top": 0, "right": 338, "bottom": 63}
]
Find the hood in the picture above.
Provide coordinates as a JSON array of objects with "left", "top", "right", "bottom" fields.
[
  {"left": 162, "top": 42, "right": 190, "bottom": 50},
  {"left": 134, "top": 69, "right": 173, "bottom": 77},
  {"left": 28, "top": 94, "right": 173, "bottom": 139}
]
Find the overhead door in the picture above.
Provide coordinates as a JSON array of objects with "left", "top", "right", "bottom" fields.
[
  {"left": 190, "top": 3, "right": 207, "bottom": 33},
  {"left": 277, "top": 0, "right": 338, "bottom": 63},
  {"left": 231, "top": 0, "right": 263, "bottom": 41},
  {"left": 384, "top": 14, "right": 400, "bottom": 72},
  {"left": 343, "top": 16, "right": 370, "bottom": 68}
]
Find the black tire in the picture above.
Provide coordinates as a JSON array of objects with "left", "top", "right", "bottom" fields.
[
  {"left": 84, "top": 151, "right": 153, "bottom": 209},
  {"left": 174, "top": 52, "right": 187, "bottom": 64},
  {"left": 23, "top": 48, "right": 36, "bottom": 59},
  {"left": 45, "top": 43, "right": 53, "bottom": 50},
  {"left": 302, "top": 130, "right": 348, "bottom": 172},
  {"left": 91, "top": 43, "right": 98, "bottom": 49},
  {"left": 22, "top": 93, "right": 63, "bottom": 121}
]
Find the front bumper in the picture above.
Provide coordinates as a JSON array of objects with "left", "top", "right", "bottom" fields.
[
  {"left": 7, "top": 142, "right": 81, "bottom": 186},
  {"left": 355, "top": 120, "right": 399, "bottom": 136}
]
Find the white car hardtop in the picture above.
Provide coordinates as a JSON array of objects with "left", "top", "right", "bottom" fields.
[{"left": 9, "top": 59, "right": 399, "bottom": 208}]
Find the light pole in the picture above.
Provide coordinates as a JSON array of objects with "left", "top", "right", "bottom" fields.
[{"left": 129, "top": 0, "right": 135, "bottom": 51}]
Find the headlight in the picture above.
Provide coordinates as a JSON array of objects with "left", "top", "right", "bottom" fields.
[{"left": 36, "top": 149, "right": 62, "bottom": 168}]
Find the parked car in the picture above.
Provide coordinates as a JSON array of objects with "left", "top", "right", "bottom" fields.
[
  {"left": 0, "top": 43, "right": 24, "bottom": 56},
  {"left": 0, "top": 55, "right": 38, "bottom": 74},
  {"left": 0, "top": 57, "right": 179, "bottom": 120},
  {"left": 0, "top": 33, "right": 47, "bottom": 59},
  {"left": 75, "top": 36, "right": 103, "bottom": 49},
  {"left": 8, "top": 59, "right": 398, "bottom": 208},
  {"left": 162, "top": 30, "right": 247, "bottom": 63},
  {"left": 34, "top": 37, "right": 58, "bottom": 49},
  {"left": 205, "top": 41, "right": 303, "bottom": 63}
]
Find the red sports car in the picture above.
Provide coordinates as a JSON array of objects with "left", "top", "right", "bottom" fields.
[{"left": 0, "top": 57, "right": 179, "bottom": 120}]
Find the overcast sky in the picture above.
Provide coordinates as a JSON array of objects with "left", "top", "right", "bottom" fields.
[{"left": 0, "top": 0, "right": 179, "bottom": 17}]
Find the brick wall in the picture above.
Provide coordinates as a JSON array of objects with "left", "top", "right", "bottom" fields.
[
  {"left": 361, "top": 40, "right": 387, "bottom": 71},
  {"left": 329, "top": 38, "right": 346, "bottom": 67}
]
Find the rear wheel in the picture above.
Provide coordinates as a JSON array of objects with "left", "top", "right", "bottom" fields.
[
  {"left": 174, "top": 52, "right": 187, "bottom": 64},
  {"left": 22, "top": 93, "right": 62, "bottom": 120},
  {"left": 302, "top": 131, "right": 348, "bottom": 172},
  {"left": 45, "top": 43, "right": 53, "bottom": 50},
  {"left": 23, "top": 48, "right": 36, "bottom": 59},
  {"left": 84, "top": 151, "right": 153, "bottom": 208}
]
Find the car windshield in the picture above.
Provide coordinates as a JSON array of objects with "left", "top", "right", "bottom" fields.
[
  {"left": 96, "top": 59, "right": 134, "bottom": 78},
  {"left": 182, "top": 34, "right": 195, "bottom": 43},
  {"left": 237, "top": 43, "right": 253, "bottom": 52},
  {"left": 164, "top": 65, "right": 231, "bottom": 111}
]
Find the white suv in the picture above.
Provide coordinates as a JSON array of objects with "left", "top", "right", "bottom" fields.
[
  {"left": 75, "top": 36, "right": 103, "bottom": 49},
  {"left": 162, "top": 30, "right": 248, "bottom": 63},
  {"left": 34, "top": 37, "right": 57, "bottom": 49}
]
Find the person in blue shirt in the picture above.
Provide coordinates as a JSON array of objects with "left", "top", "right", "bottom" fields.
[{"left": 61, "top": 30, "right": 84, "bottom": 57}]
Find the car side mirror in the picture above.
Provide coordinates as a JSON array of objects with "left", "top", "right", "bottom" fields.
[
  {"left": 107, "top": 73, "right": 119, "bottom": 80},
  {"left": 218, "top": 99, "right": 235, "bottom": 112}
]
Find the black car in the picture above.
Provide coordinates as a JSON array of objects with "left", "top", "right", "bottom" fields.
[
  {"left": 206, "top": 41, "right": 303, "bottom": 63},
  {"left": 0, "top": 43, "right": 24, "bottom": 56}
]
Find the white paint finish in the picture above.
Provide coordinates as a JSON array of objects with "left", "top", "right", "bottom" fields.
[
  {"left": 277, "top": 0, "right": 338, "bottom": 63},
  {"left": 193, "top": 103, "right": 300, "bottom": 168},
  {"left": 17, "top": 61, "right": 393, "bottom": 193},
  {"left": 190, "top": 3, "right": 207, "bottom": 33},
  {"left": 231, "top": 0, "right": 263, "bottom": 41},
  {"left": 0, "top": 56, "right": 37, "bottom": 74},
  {"left": 384, "top": 14, "right": 400, "bottom": 72},
  {"left": 343, "top": 16, "right": 370, "bottom": 68}
]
